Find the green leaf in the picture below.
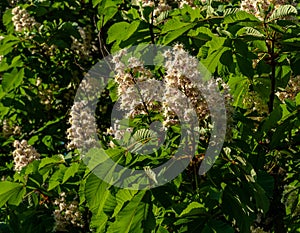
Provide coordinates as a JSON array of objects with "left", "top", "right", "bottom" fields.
[
  {"left": 48, "top": 164, "right": 67, "bottom": 190},
  {"left": 223, "top": 11, "right": 260, "bottom": 24},
  {"left": 107, "top": 21, "right": 140, "bottom": 44},
  {"left": 98, "top": 7, "right": 118, "bottom": 27},
  {"left": 161, "top": 18, "right": 191, "bottom": 34},
  {"left": 157, "top": 226, "right": 169, "bottom": 233},
  {"left": 160, "top": 23, "right": 195, "bottom": 45},
  {"left": 222, "top": 186, "right": 254, "bottom": 233},
  {"left": 113, "top": 189, "right": 139, "bottom": 217},
  {"left": 250, "top": 183, "right": 270, "bottom": 213},
  {"left": 261, "top": 104, "right": 283, "bottom": 133},
  {"left": 296, "top": 93, "right": 300, "bottom": 106},
  {"left": 228, "top": 75, "right": 250, "bottom": 107},
  {"left": 39, "top": 155, "right": 65, "bottom": 170},
  {"left": 62, "top": 163, "right": 80, "bottom": 183},
  {"left": 85, "top": 173, "right": 111, "bottom": 215},
  {"left": 7, "top": 185, "right": 26, "bottom": 206},
  {"left": 179, "top": 202, "right": 206, "bottom": 217},
  {"left": 92, "top": 0, "right": 103, "bottom": 7},
  {"left": 0, "top": 181, "right": 25, "bottom": 208},
  {"left": 236, "top": 27, "right": 265, "bottom": 39},
  {"left": 256, "top": 171, "right": 274, "bottom": 198},
  {"left": 107, "top": 191, "right": 149, "bottom": 233},
  {"left": 267, "top": 5, "right": 297, "bottom": 22},
  {"left": 202, "top": 47, "right": 230, "bottom": 74},
  {"left": 2, "top": 68, "right": 24, "bottom": 92},
  {"left": 282, "top": 38, "right": 300, "bottom": 47},
  {"left": 202, "top": 220, "right": 234, "bottom": 233},
  {"left": 236, "top": 54, "right": 254, "bottom": 78},
  {"left": 187, "top": 27, "right": 215, "bottom": 41},
  {"left": 90, "top": 212, "right": 108, "bottom": 232}
]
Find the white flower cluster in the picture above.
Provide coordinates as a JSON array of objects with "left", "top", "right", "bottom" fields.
[
  {"left": 136, "top": 0, "right": 197, "bottom": 11},
  {"left": 53, "top": 192, "right": 84, "bottom": 231},
  {"left": 178, "top": 0, "right": 197, "bottom": 9},
  {"left": 77, "top": 77, "right": 102, "bottom": 101},
  {"left": 12, "top": 140, "right": 40, "bottom": 172},
  {"left": 71, "top": 26, "right": 97, "bottom": 58},
  {"left": 250, "top": 226, "right": 269, "bottom": 233},
  {"left": 153, "top": 1, "right": 172, "bottom": 18},
  {"left": 111, "top": 44, "right": 233, "bottom": 138},
  {"left": 112, "top": 52, "right": 163, "bottom": 118},
  {"left": 162, "top": 44, "right": 209, "bottom": 126},
  {"left": 240, "top": 0, "right": 290, "bottom": 20},
  {"left": 1, "top": 119, "right": 21, "bottom": 138},
  {"left": 11, "top": 6, "right": 39, "bottom": 32},
  {"left": 276, "top": 75, "right": 300, "bottom": 102},
  {"left": 134, "top": 0, "right": 171, "bottom": 24},
  {"left": 66, "top": 100, "right": 98, "bottom": 151}
]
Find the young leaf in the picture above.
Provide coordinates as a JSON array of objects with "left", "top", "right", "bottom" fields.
[{"left": 267, "top": 5, "right": 297, "bottom": 22}]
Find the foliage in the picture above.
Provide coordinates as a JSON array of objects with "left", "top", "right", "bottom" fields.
[{"left": 0, "top": 0, "right": 300, "bottom": 232}]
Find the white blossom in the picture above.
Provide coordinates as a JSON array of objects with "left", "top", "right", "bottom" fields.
[
  {"left": 71, "top": 26, "right": 97, "bottom": 58},
  {"left": 12, "top": 140, "right": 40, "bottom": 172},
  {"left": 66, "top": 101, "right": 98, "bottom": 152},
  {"left": 53, "top": 192, "right": 84, "bottom": 231},
  {"left": 11, "top": 6, "right": 39, "bottom": 32}
]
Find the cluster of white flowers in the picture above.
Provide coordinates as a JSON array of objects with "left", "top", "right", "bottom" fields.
[
  {"left": 111, "top": 44, "right": 233, "bottom": 142},
  {"left": 276, "top": 75, "right": 300, "bottom": 102},
  {"left": 134, "top": 0, "right": 171, "bottom": 24},
  {"left": 71, "top": 26, "right": 97, "bottom": 58},
  {"left": 240, "top": 0, "right": 291, "bottom": 20},
  {"left": 162, "top": 44, "right": 210, "bottom": 126},
  {"left": 1, "top": 119, "right": 21, "bottom": 138},
  {"left": 178, "top": 0, "right": 197, "bottom": 8},
  {"left": 66, "top": 100, "right": 98, "bottom": 151},
  {"left": 112, "top": 52, "right": 163, "bottom": 118},
  {"left": 11, "top": 6, "right": 39, "bottom": 32},
  {"left": 241, "top": 0, "right": 270, "bottom": 20},
  {"left": 9, "top": 0, "right": 47, "bottom": 4},
  {"left": 12, "top": 140, "right": 40, "bottom": 172},
  {"left": 250, "top": 226, "right": 269, "bottom": 233},
  {"left": 153, "top": 1, "right": 172, "bottom": 18},
  {"left": 76, "top": 77, "right": 102, "bottom": 101},
  {"left": 53, "top": 192, "right": 84, "bottom": 231}
]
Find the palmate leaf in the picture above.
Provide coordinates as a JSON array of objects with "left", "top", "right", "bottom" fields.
[
  {"left": 112, "top": 189, "right": 138, "bottom": 217},
  {"left": 0, "top": 181, "right": 25, "bottom": 208},
  {"left": 107, "top": 191, "right": 155, "bottom": 233},
  {"left": 267, "top": 5, "right": 297, "bottom": 22},
  {"left": 85, "top": 173, "right": 111, "bottom": 215}
]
